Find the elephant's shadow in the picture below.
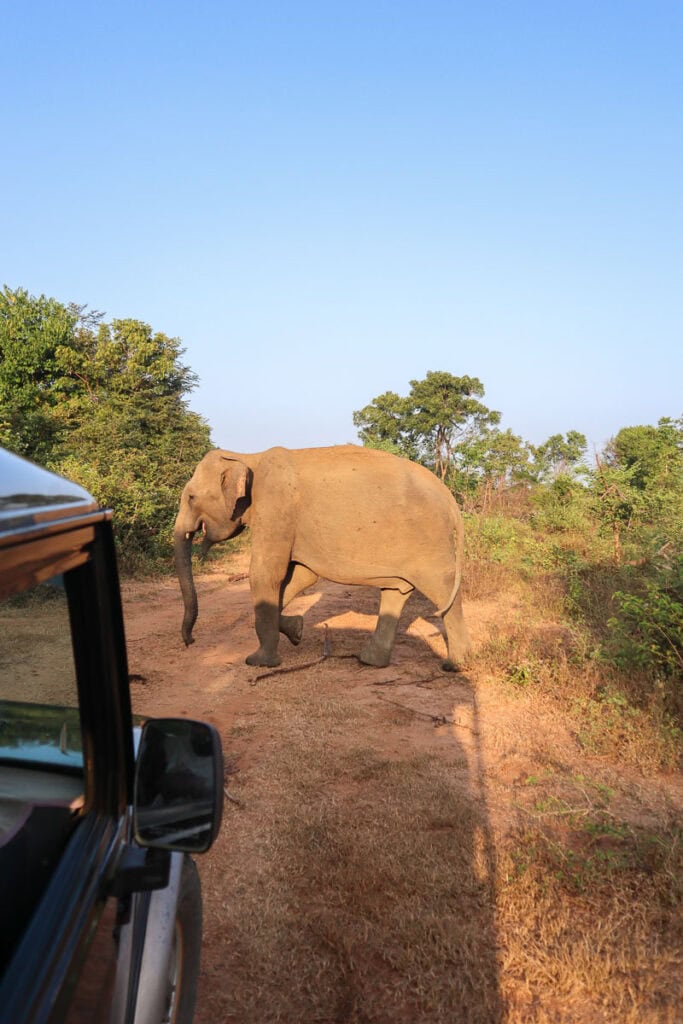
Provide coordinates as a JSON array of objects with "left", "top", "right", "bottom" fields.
[{"left": 289, "top": 581, "right": 448, "bottom": 664}]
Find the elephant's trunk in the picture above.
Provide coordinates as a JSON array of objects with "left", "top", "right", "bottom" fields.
[{"left": 174, "top": 529, "right": 198, "bottom": 645}]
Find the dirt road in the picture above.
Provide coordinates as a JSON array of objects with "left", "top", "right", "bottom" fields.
[{"left": 123, "top": 552, "right": 681, "bottom": 1023}]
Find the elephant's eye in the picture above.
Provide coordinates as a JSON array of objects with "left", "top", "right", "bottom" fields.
[{"left": 188, "top": 493, "right": 196, "bottom": 503}]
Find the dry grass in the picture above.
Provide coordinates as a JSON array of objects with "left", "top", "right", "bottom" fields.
[
  {"left": 200, "top": 677, "right": 682, "bottom": 1024},
  {"left": 497, "top": 787, "right": 682, "bottom": 1024},
  {"left": 475, "top": 563, "right": 681, "bottom": 774},
  {"left": 202, "top": 688, "right": 503, "bottom": 1024}
]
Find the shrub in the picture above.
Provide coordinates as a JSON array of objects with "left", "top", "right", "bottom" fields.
[
  {"left": 608, "top": 582, "right": 683, "bottom": 678},
  {"left": 530, "top": 476, "right": 591, "bottom": 533}
]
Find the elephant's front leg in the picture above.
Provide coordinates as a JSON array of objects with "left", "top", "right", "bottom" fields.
[
  {"left": 247, "top": 601, "right": 282, "bottom": 666},
  {"left": 360, "top": 587, "right": 413, "bottom": 668},
  {"left": 246, "top": 554, "right": 288, "bottom": 667}
]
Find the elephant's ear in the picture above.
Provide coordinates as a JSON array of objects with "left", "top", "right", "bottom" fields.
[{"left": 220, "top": 458, "right": 252, "bottom": 521}]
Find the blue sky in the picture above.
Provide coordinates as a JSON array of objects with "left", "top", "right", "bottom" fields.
[{"left": 3, "top": 1, "right": 681, "bottom": 454}]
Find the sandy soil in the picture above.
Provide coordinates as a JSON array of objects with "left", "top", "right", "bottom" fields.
[{"left": 120, "top": 552, "right": 682, "bottom": 1023}]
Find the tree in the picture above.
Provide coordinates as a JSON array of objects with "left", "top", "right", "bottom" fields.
[
  {"left": 581, "top": 419, "right": 683, "bottom": 566},
  {"left": 461, "top": 428, "right": 534, "bottom": 510},
  {"left": 532, "top": 431, "right": 588, "bottom": 482},
  {"left": 591, "top": 418, "right": 682, "bottom": 563},
  {"left": 589, "top": 454, "right": 646, "bottom": 564},
  {"left": 0, "top": 286, "right": 212, "bottom": 566},
  {"left": 0, "top": 286, "right": 79, "bottom": 461},
  {"left": 407, "top": 372, "right": 501, "bottom": 479},
  {"left": 353, "top": 371, "right": 500, "bottom": 481},
  {"left": 351, "top": 390, "right": 413, "bottom": 458},
  {"left": 608, "top": 419, "right": 682, "bottom": 494}
]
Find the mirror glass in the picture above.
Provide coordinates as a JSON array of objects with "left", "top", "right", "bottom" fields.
[{"left": 134, "top": 718, "right": 222, "bottom": 852}]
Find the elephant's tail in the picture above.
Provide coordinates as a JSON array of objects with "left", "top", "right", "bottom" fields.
[
  {"left": 432, "top": 505, "right": 464, "bottom": 618},
  {"left": 432, "top": 566, "right": 462, "bottom": 618}
]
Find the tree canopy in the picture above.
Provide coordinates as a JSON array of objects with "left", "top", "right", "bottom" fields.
[
  {"left": 0, "top": 286, "right": 211, "bottom": 566},
  {"left": 532, "top": 431, "right": 588, "bottom": 481},
  {"left": 608, "top": 419, "right": 682, "bottom": 494},
  {"left": 353, "top": 371, "right": 501, "bottom": 481}
]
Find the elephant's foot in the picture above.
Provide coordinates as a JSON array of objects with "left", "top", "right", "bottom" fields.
[
  {"left": 442, "top": 642, "right": 472, "bottom": 674},
  {"left": 442, "top": 647, "right": 472, "bottom": 672},
  {"left": 280, "top": 614, "right": 304, "bottom": 646},
  {"left": 246, "top": 647, "right": 281, "bottom": 668},
  {"left": 359, "top": 641, "right": 392, "bottom": 668}
]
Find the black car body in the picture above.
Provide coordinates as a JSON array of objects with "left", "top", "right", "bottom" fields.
[{"left": 0, "top": 448, "right": 223, "bottom": 1023}]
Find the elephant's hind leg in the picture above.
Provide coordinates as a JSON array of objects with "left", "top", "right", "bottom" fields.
[
  {"left": 279, "top": 615, "right": 304, "bottom": 645},
  {"left": 441, "top": 588, "right": 471, "bottom": 672},
  {"left": 360, "top": 587, "right": 413, "bottom": 668},
  {"left": 279, "top": 563, "right": 319, "bottom": 646}
]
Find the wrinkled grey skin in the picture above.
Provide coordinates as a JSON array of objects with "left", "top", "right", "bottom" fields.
[{"left": 174, "top": 445, "right": 471, "bottom": 671}]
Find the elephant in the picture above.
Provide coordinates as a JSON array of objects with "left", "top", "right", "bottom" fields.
[{"left": 173, "top": 445, "right": 471, "bottom": 672}]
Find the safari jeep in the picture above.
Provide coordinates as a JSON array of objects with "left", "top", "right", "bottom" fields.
[{"left": 0, "top": 448, "right": 224, "bottom": 1024}]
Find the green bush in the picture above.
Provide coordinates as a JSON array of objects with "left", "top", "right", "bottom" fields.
[
  {"left": 607, "top": 575, "right": 683, "bottom": 680},
  {"left": 466, "top": 513, "right": 553, "bottom": 573},
  {"left": 530, "top": 476, "right": 590, "bottom": 533}
]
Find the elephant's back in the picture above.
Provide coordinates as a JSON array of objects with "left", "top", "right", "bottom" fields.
[
  {"left": 292, "top": 445, "right": 455, "bottom": 515},
  {"left": 289, "top": 446, "right": 458, "bottom": 581}
]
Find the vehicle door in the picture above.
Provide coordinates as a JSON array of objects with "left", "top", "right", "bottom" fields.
[{"left": 0, "top": 521, "right": 135, "bottom": 1023}]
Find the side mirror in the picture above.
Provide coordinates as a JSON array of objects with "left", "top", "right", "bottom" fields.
[{"left": 133, "top": 718, "right": 224, "bottom": 853}]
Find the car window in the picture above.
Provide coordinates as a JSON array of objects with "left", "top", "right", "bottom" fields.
[
  {"left": 0, "top": 574, "right": 83, "bottom": 774},
  {"left": 0, "top": 570, "right": 87, "bottom": 969}
]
